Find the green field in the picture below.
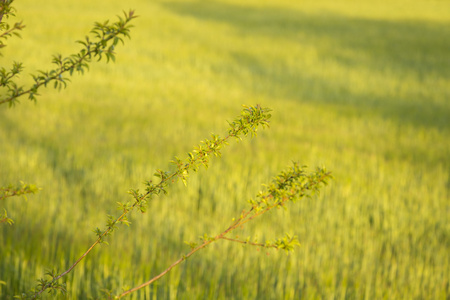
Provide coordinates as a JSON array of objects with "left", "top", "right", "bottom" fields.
[{"left": 1, "top": 0, "right": 449, "bottom": 299}]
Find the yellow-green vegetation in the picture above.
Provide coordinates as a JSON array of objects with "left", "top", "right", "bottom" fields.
[{"left": 1, "top": 0, "right": 449, "bottom": 299}]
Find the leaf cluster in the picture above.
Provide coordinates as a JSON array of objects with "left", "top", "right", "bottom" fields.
[
  {"left": 0, "top": 0, "right": 25, "bottom": 50},
  {"left": 14, "top": 270, "right": 66, "bottom": 299},
  {"left": 201, "top": 163, "right": 332, "bottom": 252},
  {"left": 0, "top": 8, "right": 137, "bottom": 106},
  {"left": 0, "top": 181, "right": 40, "bottom": 224},
  {"left": 218, "top": 163, "right": 332, "bottom": 250},
  {"left": 249, "top": 162, "right": 331, "bottom": 212},
  {"left": 0, "top": 181, "right": 40, "bottom": 201}
]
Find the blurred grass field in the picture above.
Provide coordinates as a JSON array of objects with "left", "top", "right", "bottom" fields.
[{"left": 1, "top": 0, "right": 449, "bottom": 299}]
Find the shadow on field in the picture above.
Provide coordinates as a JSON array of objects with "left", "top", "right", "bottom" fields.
[
  {"left": 160, "top": 1, "right": 450, "bottom": 131},
  {"left": 160, "top": 1, "right": 450, "bottom": 79}
]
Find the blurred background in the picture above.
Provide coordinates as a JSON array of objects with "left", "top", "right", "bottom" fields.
[{"left": 1, "top": 0, "right": 449, "bottom": 298}]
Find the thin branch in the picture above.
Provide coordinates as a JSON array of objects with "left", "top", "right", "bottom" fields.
[
  {"left": 0, "top": 10, "right": 136, "bottom": 107},
  {"left": 117, "top": 164, "right": 331, "bottom": 298},
  {"left": 220, "top": 236, "right": 270, "bottom": 248},
  {"left": 119, "top": 239, "right": 214, "bottom": 298},
  {"left": 31, "top": 105, "right": 272, "bottom": 298},
  {"left": 0, "top": 182, "right": 40, "bottom": 201},
  {"left": 0, "top": 0, "right": 7, "bottom": 24}
]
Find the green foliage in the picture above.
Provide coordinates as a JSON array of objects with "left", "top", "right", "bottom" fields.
[
  {"left": 0, "top": 181, "right": 39, "bottom": 201},
  {"left": 114, "top": 105, "right": 271, "bottom": 236},
  {"left": 13, "top": 270, "right": 66, "bottom": 300},
  {"left": 0, "top": 209, "right": 13, "bottom": 225},
  {"left": 215, "top": 163, "right": 331, "bottom": 253},
  {"left": 0, "top": 1, "right": 136, "bottom": 106},
  {"left": 0, "top": 181, "right": 40, "bottom": 224},
  {"left": 0, "top": 0, "right": 25, "bottom": 50}
]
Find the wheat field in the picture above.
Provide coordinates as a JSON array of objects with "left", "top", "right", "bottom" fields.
[{"left": 1, "top": 0, "right": 449, "bottom": 299}]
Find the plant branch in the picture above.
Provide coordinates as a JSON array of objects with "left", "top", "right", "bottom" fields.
[
  {"left": 118, "top": 238, "right": 215, "bottom": 298},
  {"left": 30, "top": 105, "right": 272, "bottom": 298},
  {"left": 117, "top": 163, "right": 332, "bottom": 298},
  {"left": 0, "top": 181, "right": 40, "bottom": 201},
  {"left": 0, "top": 10, "right": 137, "bottom": 107}
]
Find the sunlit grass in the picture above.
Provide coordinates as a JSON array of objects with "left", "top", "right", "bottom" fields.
[{"left": 1, "top": 0, "right": 449, "bottom": 299}]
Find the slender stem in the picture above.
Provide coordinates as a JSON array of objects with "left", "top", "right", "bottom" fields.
[
  {"left": 117, "top": 202, "right": 281, "bottom": 298},
  {"left": 220, "top": 237, "right": 269, "bottom": 248},
  {"left": 30, "top": 105, "right": 272, "bottom": 297},
  {"left": 0, "top": 0, "right": 6, "bottom": 24},
  {"left": 119, "top": 239, "right": 214, "bottom": 298},
  {"left": 0, "top": 23, "right": 22, "bottom": 40},
  {"left": 33, "top": 207, "right": 133, "bottom": 298},
  {"left": 0, "top": 51, "right": 88, "bottom": 105},
  {"left": 35, "top": 132, "right": 238, "bottom": 296}
]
